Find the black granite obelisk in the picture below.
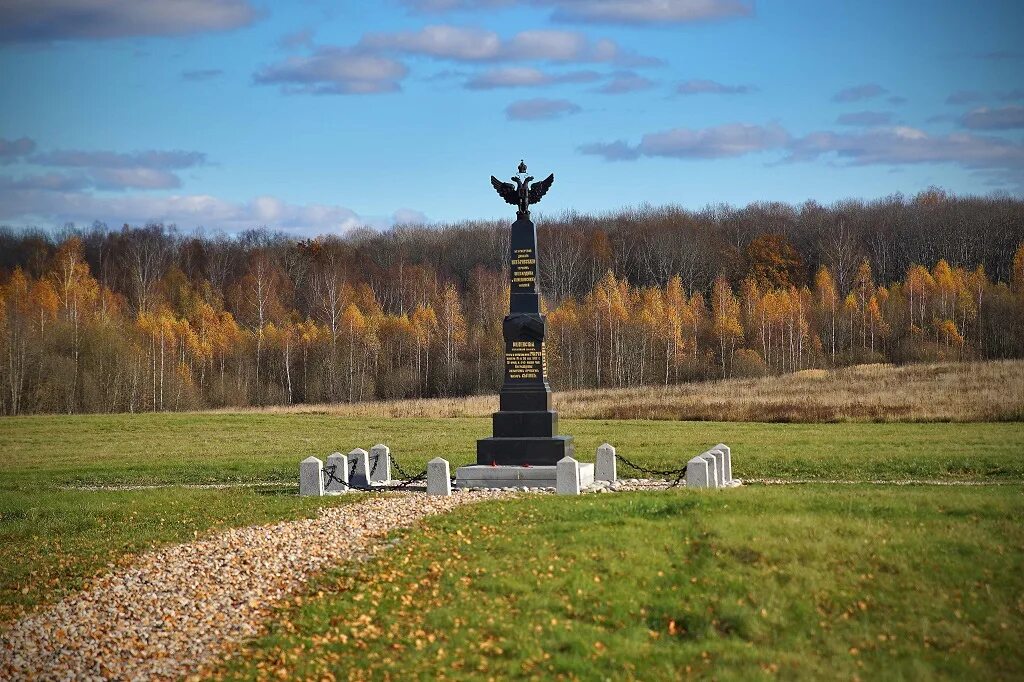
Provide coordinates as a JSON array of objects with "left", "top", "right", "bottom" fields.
[{"left": 477, "top": 162, "right": 574, "bottom": 465}]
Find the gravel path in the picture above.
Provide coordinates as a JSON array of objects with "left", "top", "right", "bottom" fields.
[{"left": 0, "top": 490, "right": 511, "bottom": 682}]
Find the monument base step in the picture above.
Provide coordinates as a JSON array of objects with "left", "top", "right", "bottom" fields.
[
  {"left": 455, "top": 463, "right": 594, "bottom": 489},
  {"left": 476, "top": 435, "right": 574, "bottom": 466}
]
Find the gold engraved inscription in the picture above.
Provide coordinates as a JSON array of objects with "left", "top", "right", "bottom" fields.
[
  {"left": 511, "top": 247, "right": 536, "bottom": 290},
  {"left": 505, "top": 340, "right": 545, "bottom": 380}
]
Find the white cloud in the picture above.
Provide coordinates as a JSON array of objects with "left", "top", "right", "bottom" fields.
[
  {"left": 578, "top": 139, "right": 641, "bottom": 161},
  {"left": 10, "top": 147, "right": 207, "bottom": 191},
  {"left": 0, "top": 0, "right": 258, "bottom": 43},
  {"left": 278, "top": 28, "right": 315, "bottom": 50},
  {"left": 392, "top": 208, "right": 429, "bottom": 224},
  {"left": 0, "top": 137, "right": 37, "bottom": 163},
  {"left": 546, "top": 0, "right": 753, "bottom": 23},
  {"left": 404, "top": 0, "right": 512, "bottom": 9},
  {"left": 465, "top": 66, "right": 600, "bottom": 89},
  {"left": 0, "top": 173, "right": 89, "bottom": 191},
  {"left": 835, "top": 111, "right": 893, "bottom": 127},
  {"left": 253, "top": 49, "right": 409, "bottom": 95},
  {"left": 0, "top": 140, "right": 428, "bottom": 233},
  {"left": 579, "top": 120, "right": 1024, "bottom": 190},
  {"left": 0, "top": 189, "right": 379, "bottom": 235},
  {"left": 832, "top": 83, "right": 888, "bottom": 103},
  {"left": 785, "top": 126, "right": 1024, "bottom": 169},
  {"left": 959, "top": 106, "right": 1024, "bottom": 130},
  {"left": 359, "top": 25, "right": 659, "bottom": 66},
  {"left": 32, "top": 149, "right": 206, "bottom": 169},
  {"left": 946, "top": 90, "right": 985, "bottom": 105},
  {"left": 505, "top": 98, "right": 581, "bottom": 120},
  {"left": 89, "top": 168, "right": 182, "bottom": 190},
  {"left": 675, "top": 78, "right": 754, "bottom": 95},
  {"left": 402, "top": 0, "right": 753, "bottom": 24},
  {"left": 581, "top": 123, "right": 788, "bottom": 161},
  {"left": 594, "top": 71, "right": 656, "bottom": 94},
  {"left": 362, "top": 25, "right": 502, "bottom": 61},
  {"left": 641, "top": 123, "right": 788, "bottom": 158}
]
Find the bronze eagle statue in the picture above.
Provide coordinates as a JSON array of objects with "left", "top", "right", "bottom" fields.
[{"left": 491, "top": 160, "right": 554, "bottom": 217}]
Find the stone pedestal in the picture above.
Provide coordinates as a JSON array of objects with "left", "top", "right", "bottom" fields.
[
  {"left": 556, "top": 456, "right": 581, "bottom": 495},
  {"left": 456, "top": 463, "right": 593, "bottom": 489},
  {"left": 702, "top": 448, "right": 726, "bottom": 487},
  {"left": 427, "top": 458, "right": 452, "bottom": 496},
  {"left": 700, "top": 452, "right": 720, "bottom": 488},
  {"left": 476, "top": 215, "right": 574, "bottom": 466},
  {"left": 369, "top": 444, "right": 391, "bottom": 483},
  {"left": 325, "top": 452, "right": 348, "bottom": 493},
  {"left": 299, "top": 456, "right": 324, "bottom": 497},
  {"left": 348, "top": 448, "right": 370, "bottom": 487},
  {"left": 686, "top": 456, "right": 711, "bottom": 488},
  {"left": 714, "top": 443, "right": 732, "bottom": 483},
  {"left": 595, "top": 443, "right": 617, "bottom": 482}
]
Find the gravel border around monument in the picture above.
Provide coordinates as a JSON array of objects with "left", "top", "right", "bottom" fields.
[{"left": 0, "top": 491, "right": 511, "bottom": 682}]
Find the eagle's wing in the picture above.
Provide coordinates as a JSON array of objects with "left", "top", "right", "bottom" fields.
[
  {"left": 491, "top": 176, "right": 518, "bottom": 205},
  {"left": 528, "top": 173, "right": 554, "bottom": 204}
]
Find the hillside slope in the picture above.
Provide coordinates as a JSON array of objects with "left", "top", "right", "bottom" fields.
[{"left": 233, "top": 360, "right": 1024, "bottom": 423}]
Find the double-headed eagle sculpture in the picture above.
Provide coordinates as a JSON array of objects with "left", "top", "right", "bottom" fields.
[{"left": 490, "top": 160, "right": 554, "bottom": 217}]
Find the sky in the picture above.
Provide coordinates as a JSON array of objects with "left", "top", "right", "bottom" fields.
[{"left": 0, "top": 0, "right": 1022, "bottom": 235}]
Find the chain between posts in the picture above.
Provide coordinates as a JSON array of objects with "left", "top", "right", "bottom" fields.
[
  {"left": 321, "top": 453, "right": 427, "bottom": 492},
  {"left": 614, "top": 452, "right": 688, "bottom": 487},
  {"left": 388, "top": 454, "right": 427, "bottom": 486},
  {"left": 323, "top": 463, "right": 372, "bottom": 492},
  {"left": 326, "top": 452, "right": 691, "bottom": 491}
]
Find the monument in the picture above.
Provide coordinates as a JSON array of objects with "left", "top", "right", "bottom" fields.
[{"left": 457, "top": 161, "right": 582, "bottom": 489}]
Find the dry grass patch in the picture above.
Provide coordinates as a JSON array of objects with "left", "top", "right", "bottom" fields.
[{"left": 230, "top": 360, "right": 1024, "bottom": 423}]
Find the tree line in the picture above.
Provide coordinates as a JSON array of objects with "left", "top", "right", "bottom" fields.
[{"left": 1, "top": 189, "right": 1023, "bottom": 414}]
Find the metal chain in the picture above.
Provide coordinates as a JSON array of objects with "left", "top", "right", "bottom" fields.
[
  {"left": 319, "top": 453, "right": 427, "bottom": 492},
  {"left": 614, "top": 452, "right": 689, "bottom": 487},
  {"left": 390, "top": 452, "right": 427, "bottom": 488},
  {"left": 390, "top": 453, "right": 426, "bottom": 483},
  {"left": 323, "top": 463, "right": 374, "bottom": 492},
  {"left": 325, "top": 452, "right": 692, "bottom": 491}
]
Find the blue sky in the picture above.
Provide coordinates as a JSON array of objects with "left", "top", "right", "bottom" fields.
[{"left": 1, "top": 0, "right": 1022, "bottom": 234}]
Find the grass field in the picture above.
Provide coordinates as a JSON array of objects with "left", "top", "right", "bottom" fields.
[
  {"left": 213, "top": 486, "right": 1024, "bottom": 680},
  {"left": 241, "top": 360, "right": 1024, "bottom": 423},
  {"left": 0, "top": 487, "right": 358, "bottom": 625},
  {"left": 1, "top": 410, "right": 1023, "bottom": 677},
  {"left": 2, "top": 413, "right": 1022, "bottom": 487}
]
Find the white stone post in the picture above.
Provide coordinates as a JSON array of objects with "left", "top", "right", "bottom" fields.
[
  {"left": 595, "top": 443, "right": 617, "bottom": 482},
  {"left": 556, "top": 456, "right": 581, "bottom": 495},
  {"left": 700, "top": 451, "right": 720, "bottom": 488},
  {"left": 299, "top": 456, "right": 324, "bottom": 497},
  {"left": 369, "top": 444, "right": 391, "bottom": 484},
  {"left": 686, "top": 456, "right": 710, "bottom": 488},
  {"left": 348, "top": 448, "right": 370, "bottom": 487},
  {"left": 714, "top": 443, "right": 732, "bottom": 484},
  {"left": 707, "top": 448, "right": 726, "bottom": 486},
  {"left": 325, "top": 452, "right": 349, "bottom": 493},
  {"left": 426, "top": 457, "right": 452, "bottom": 496}
]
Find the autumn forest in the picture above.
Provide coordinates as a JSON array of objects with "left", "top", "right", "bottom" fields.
[{"left": 1, "top": 190, "right": 1023, "bottom": 415}]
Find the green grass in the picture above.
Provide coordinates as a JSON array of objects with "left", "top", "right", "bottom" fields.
[
  {"left": 1, "top": 413, "right": 1022, "bottom": 486},
  {"left": 0, "top": 486, "right": 358, "bottom": 625},
  {"left": 216, "top": 486, "right": 1024, "bottom": 681},
  {"left": 2, "top": 412, "right": 1023, "bottom": 677}
]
